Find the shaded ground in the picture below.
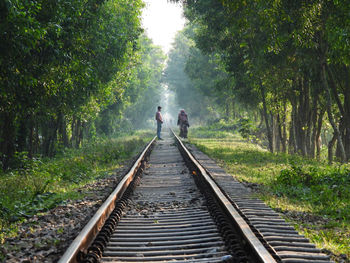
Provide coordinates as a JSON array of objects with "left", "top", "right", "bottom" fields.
[{"left": 1, "top": 158, "right": 135, "bottom": 263}]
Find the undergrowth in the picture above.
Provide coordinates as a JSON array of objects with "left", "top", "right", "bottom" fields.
[
  {"left": 274, "top": 164, "right": 350, "bottom": 220},
  {"left": 0, "top": 130, "right": 153, "bottom": 245}
]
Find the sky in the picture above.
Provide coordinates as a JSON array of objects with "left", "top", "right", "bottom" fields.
[{"left": 142, "top": 0, "right": 186, "bottom": 54}]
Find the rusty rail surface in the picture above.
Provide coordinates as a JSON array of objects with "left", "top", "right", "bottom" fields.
[
  {"left": 58, "top": 136, "right": 156, "bottom": 263},
  {"left": 171, "top": 129, "right": 277, "bottom": 263},
  {"left": 172, "top": 129, "right": 334, "bottom": 263}
]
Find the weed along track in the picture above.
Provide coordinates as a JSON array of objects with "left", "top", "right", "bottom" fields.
[{"left": 59, "top": 130, "right": 333, "bottom": 263}]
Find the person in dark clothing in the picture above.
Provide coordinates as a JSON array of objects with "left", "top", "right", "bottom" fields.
[
  {"left": 177, "top": 109, "right": 189, "bottom": 138},
  {"left": 155, "top": 106, "right": 163, "bottom": 139}
]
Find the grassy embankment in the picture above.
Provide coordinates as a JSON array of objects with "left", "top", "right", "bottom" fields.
[
  {"left": 0, "top": 130, "right": 154, "bottom": 245},
  {"left": 189, "top": 127, "right": 350, "bottom": 260}
]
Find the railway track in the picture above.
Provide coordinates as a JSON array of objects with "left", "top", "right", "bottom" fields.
[{"left": 59, "top": 129, "right": 334, "bottom": 263}]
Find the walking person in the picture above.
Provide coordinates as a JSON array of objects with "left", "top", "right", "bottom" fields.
[
  {"left": 155, "top": 106, "right": 163, "bottom": 140},
  {"left": 177, "top": 109, "right": 189, "bottom": 138}
]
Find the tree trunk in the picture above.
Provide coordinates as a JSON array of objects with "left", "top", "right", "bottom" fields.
[
  {"left": 321, "top": 63, "right": 346, "bottom": 162},
  {"left": 49, "top": 118, "right": 60, "bottom": 157},
  {"left": 288, "top": 121, "right": 295, "bottom": 154},
  {"left": 343, "top": 65, "right": 350, "bottom": 160},
  {"left": 328, "top": 133, "right": 337, "bottom": 164},
  {"left": 62, "top": 118, "right": 69, "bottom": 148},
  {"left": 258, "top": 110, "right": 264, "bottom": 129},
  {"left": 293, "top": 77, "right": 307, "bottom": 156},
  {"left": 277, "top": 113, "right": 283, "bottom": 153},
  {"left": 309, "top": 92, "right": 318, "bottom": 158},
  {"left": 75, "top": 119, "right": 82, "bottom": 148},
  {"left": 294, "top": 79, "right": 302, "bottom": 154},
  {"left": 288, "top": 99, "right": 298, "bottom": 154},
  {"left": 28, "top": 117, "right": 34, "bottom": 159},
  {"left": 327, "top": 64, "right": 350, "bottom": 161},
  {"left": 272, "top": 113, "right": 279, "bottom": 152},
  {"left": 34, "top": 123, "right": 40, "bottom": 156},
  {"left": 326, "top": 65, "right": 345, "bottom": 115},
  {"left": 42, "top": 122, "right": 51, "bottom": 156},
  {"left": 336, "top": 120, "right": 346, "bottom": 160},
  {"left": 80, "top": 121, "right": 86, "bottom": 146},
  {"left": 282, "top": 103, "right": 287, "bottom": 153},
  {"left": 58, "top": 112, "right": 69, "bottom": 148},
  {"left": 315, "top": 108, "right": 325, "bottom": 160},
  {"left": 71, "top": 116, "right": 76, "bottom": 147},
  {"left": 0, "top": 112, "right": 16, "bottom": 170},
  {"left": 261, "top": 86, "right": 273, "bottom": 152},
  {"left": 277, "top": 111, "right": 287, "bottom": 153},
  {"left": 297, "top": 76, "right": 310, "bottom": 156},
  {"left": 17, "top": 117, "right": 28, "bottom": 152},
  {"left": 42, "top": 117, "right": 59, "bottom": 157},
  {"left": 304, "top": 78, "right": 311, "bottom": 156}
]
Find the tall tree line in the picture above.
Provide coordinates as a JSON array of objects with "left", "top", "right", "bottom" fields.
[
  {"left": 0, "top": 0, "right": 165, "bottom": 170},
  {"left": 171, "top": 0, "right": 350, "bottom": 163},
  {"left": 164, "top": 28, "right": 224, "bottom": 123},
  {"left": 100, "top": 36, "right": 166, "bottom": 133}
]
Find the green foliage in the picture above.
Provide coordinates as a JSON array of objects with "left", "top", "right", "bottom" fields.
[
  {"left": 94, "top": 35, "right": 165, "bottom": 135},
  {"left": 190, "top": 127, "right": 235, "bottom": 139},
  {"left": 176, "top": 0, "right": 350, "bottom": 161},
  {"left": 164, "top": 29, "right": 219, "bottom": 122},
  {"left": 0, "top": 131, "right": 152, "bottom": 242},
  {"left": 123, "top": 36, "right": 166, "bottom": 129},
  {"left": 275, "top": 165, "right": 350, "bottom": 219},
  {"left": 0, "top": 0, "right": 149, "bottom": 168},
  {"left": 236, "top": 118, "right": 258, "bottom": 141},
  {"left": 192, "top": 118, "right": 259, "bottom": 141},
  {"left": 207, "top": 119, "right": 239, "bottom": 131}
]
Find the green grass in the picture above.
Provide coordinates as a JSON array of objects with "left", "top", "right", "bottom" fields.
[
  {"left": 189, "top": 128, "right": 350, "bottom": 260},
  {"left": 190, "top": 126, "right": 237, "bottom": 139},
  {"left": 0, "top": 130, "right": 154, "bottom": 247}
]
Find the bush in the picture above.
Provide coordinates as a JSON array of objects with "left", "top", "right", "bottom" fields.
[
  {"left": 276, "top": 165, "right": 350, "bottom": 188},
  {"left": 190, "top": 129, "right": 235, "bottom": 139},
  {"left": 207, "top": 118, "right": 239, "bottom": 131},
  {"left": 0, "top": 133, "right": 151, "bottom": 228},
  {"left": 236, "top": 118, "right": 258, "bottom": 141},
  {"left": 274, "top": 164, "right": 350, "bottom": 219},
  {"left": 191, "top": 118, "right": 259, "bottom": 141}
]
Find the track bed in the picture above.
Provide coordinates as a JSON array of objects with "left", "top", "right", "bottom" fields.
[
  {"left": 60, "top": 130, "right": 334, "bottom": 263},
  {"left": 101, "top": 136, "right": 232, "bottom": 262}
]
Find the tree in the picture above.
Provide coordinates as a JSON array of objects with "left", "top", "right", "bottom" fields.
[
  {"left": 164, "top": 29, "right": 219, "bottom": 122},
  {"left": 0, "top": 0, "right": 145, "bottom": 169},
  {"left": 172, "top": 0, "right": 350, "bottom": 161}
]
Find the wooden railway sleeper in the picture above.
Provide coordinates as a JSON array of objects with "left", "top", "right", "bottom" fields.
[
  {"left": 208, "top": 192, "right": 266, "bottom": 262},
  {"left": 191, "top": 173, "right": 249, "bottom": 263},
  {"left": 81, "top": 171, "right": 142, "bottom": 263},
  {"left": 174, "top": 134, "right": 281, "bottom": 263},
  {"left": 199, "top": 169, "right": 281, "bottom": 263},
  {"left": 179, "top": 148, "right": 255, "bottom": 262}
]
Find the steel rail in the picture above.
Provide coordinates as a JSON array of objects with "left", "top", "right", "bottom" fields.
[
  {"left": 171, "top": 129, "right": 277, "bottom": 263},
  {"left": 58, "top": 136, "right": 157, "bottom": 263}
]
